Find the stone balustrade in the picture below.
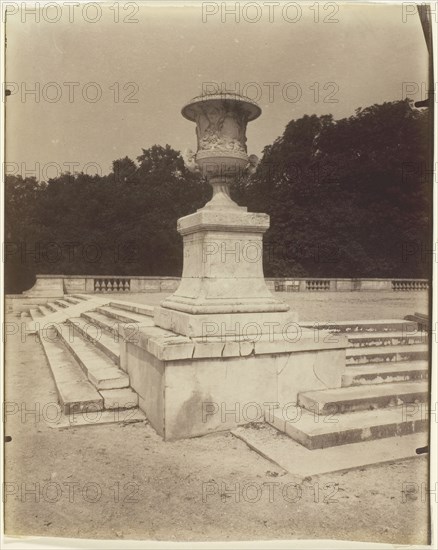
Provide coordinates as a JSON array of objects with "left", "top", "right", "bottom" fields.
[
  {"left": 5, "top": 274, "right": 429, "bottom": 315},
  {"left": 17, "top": 274, "right": 430, "bottom": 298},
  {"left": 274, "top": 278, "right": 429, "bottom": 292},
  {"left": 391, "top": 280, "right": 429, "bottom": 291},
  {"left": 306, "top": 279, "right": 331, "bottom": 291},
  {"left": 94, "top": 278, "right": 131, "bottom": 292}
]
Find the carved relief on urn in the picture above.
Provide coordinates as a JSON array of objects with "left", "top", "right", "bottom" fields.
[{"left": 182, "top": 93, "right": 261, "bottom": 182}]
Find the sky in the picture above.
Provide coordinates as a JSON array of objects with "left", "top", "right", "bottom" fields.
[{"left": 4, "top": 1, "right": 429, "bottom": 178}]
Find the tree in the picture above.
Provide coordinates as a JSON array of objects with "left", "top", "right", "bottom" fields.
[
  {"left": 4, "top": 175, "right": 46, "bottom": 293},
  {"left": 240, "top": 100, "right": 430, "bottom": 278},
  {"left": 112, "top": 157, "right": 138, "bottom": 184}
]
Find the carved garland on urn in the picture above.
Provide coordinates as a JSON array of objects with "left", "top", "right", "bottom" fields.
[{"left": 182, "top": 93, "right": 261, "bottom": 196}]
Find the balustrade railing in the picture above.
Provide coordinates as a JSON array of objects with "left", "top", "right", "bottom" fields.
[
  {"left": 275, "top": 282, "right": 300, "bottom": 292},
  {"left": 94, "top": 278, "right": 131, "bottom": 292},
  {"left": 306, "top": 279, "right": 331, "bottom": 291},
  {"left": 391, "top": 280, "right": 429, "bottom": 291},
  {"left": 20, "top": 275, "right": 430, "bottom": 297}
]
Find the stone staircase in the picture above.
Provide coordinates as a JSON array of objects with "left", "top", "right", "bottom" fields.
[
  {"left": 267, "top": 319, "right": 429, "bottom": 450},
  {"left": 27, "top": 295, "right": 154, "bottom": 421},
  {"left": 28, "top": 296, "right": 430, "bottom": 448}
]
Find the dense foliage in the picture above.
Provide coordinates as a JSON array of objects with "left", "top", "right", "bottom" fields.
[
  {"left": 234, "top": 99, "right": 431, "bottom": 278},
  {"left": 5, "top": 100, "right": 431, "bottom": 293}
]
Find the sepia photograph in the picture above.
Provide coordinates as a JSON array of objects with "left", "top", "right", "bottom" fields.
[{"left": 1, "top": 1, "right": 436, "bottom": 547}]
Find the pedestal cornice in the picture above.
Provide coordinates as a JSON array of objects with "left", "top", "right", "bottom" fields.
[{"left": 177, "top": 209, "right": 270, "bottom": 236}]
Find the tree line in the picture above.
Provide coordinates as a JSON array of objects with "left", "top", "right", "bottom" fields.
[{"left": 5, "top": 99, "right": 431, "bottom": 294}]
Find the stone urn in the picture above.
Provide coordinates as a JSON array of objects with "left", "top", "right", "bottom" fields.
[
  {"left": 154, "top": 91, "right": 292, "bottom": 337},
  {"left": 182, "top": 93, "right": 261, "bottom": 210}
]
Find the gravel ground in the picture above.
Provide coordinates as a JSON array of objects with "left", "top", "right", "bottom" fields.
[{"left": 4, "top": 298, "right": 430, "bottom": 544}]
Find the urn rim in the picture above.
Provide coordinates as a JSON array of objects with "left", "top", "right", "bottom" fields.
[{"left": 181, "top": 93, "right": 261, "bottom": 122}]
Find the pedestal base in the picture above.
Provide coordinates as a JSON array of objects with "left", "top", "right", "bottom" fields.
[
  {"left": 154, "top": 306, "right": 297, "bottom": 338},
  {"left": 120, "top": 321, "right": 348, "bottom": 440},
  {"left": 154, "top": 206, "right": 292, "bottom": 336}
]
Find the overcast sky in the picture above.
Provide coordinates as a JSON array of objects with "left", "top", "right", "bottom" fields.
[{"left": 5, "top": 1, "right": 428, "bottom": 178}]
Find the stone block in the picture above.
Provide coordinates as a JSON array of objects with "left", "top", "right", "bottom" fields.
[
  {"left": 87, "top": 368, "right": 129, "bottom": 390},
  {"left": 64, "top": 278, "right": 87, "bottom": 293},
  {"left": 23, "top": 275, "right": 64, "bottom": 297},
  {"left": 276, "top": 348, "right": 346, "bottom": 407},
  {"left": 154, "top": 307, "right": 298, "bottom": 339},
  {"left": 100, "top": 388, "right": 138, "bottom": 409},
  {"left": 163, "top": 355, "right": 278, "bottom": 440},
  {"left": 123, "top": 342, "right": 166, "bottom": 436}
]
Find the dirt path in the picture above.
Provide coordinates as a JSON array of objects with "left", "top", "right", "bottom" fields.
[{"left": 4, "top": 319, "right": 429, "bottom": 544}]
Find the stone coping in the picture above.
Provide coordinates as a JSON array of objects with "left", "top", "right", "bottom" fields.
[
  {"left": 27, "top": 275, "right": 180, "bottom": 279},
  {"left": 177, "top": 209, "right": 270, "bottom": 235},
  {"left": 23, "top": 274, "right": 430, "bottom": 282},
  {"left": 120, "top": 323, "right": 348, "bottom": 362}
]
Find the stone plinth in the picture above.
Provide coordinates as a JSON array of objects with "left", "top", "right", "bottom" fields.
[
  {"left": 154, "top": 206, "right": 294, "bottom": 337},
  {"left": 119, "top": 322, "right": 348, "bottom": 440}
]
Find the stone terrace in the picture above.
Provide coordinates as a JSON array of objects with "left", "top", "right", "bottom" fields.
[{"left": 110, "top": 290, "right": 429, "bottom": 323}]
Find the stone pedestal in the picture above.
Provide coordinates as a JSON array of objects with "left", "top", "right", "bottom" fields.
[
  {"left": 153, "top": 93, "right": 295, "bottom": 339},
  {"left": 154, "top": 205, "right": 295, "bottom": 338}
]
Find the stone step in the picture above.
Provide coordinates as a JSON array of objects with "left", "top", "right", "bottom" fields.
[
  {"left": 26, "top": 296, "right": 111, "bottom": 336},
  {"left": 46, "top": 301, "right": 62, "bottom": 312},
  {"left": 301, "top": 319, "right": 418, "bottom": 333},
  {"left": 405, "top": 312, "right": 428, "bottom": 330},
  {"left": 99, "top": 388, "right": 138, "bottom": 410},
  {"left": 50, "top": 408, "right": 146, "bottom": 429},
  {"left": 233, "top": 426, "right": 426, "bottom": 476},
  {"left": 81, "top": 310, "right": 122, "bottom": 337},
  {"left": 66, "top": 317, "right": 120, "bottom": 365},
  {"left": 29, "top": 308, "right": 43, "bottom": 321},
  {"left": 95, "top": 305, "right": 154, "bottom": 325},
  {"left": 71, "top": 294, "right": 89, "bottom": 300},
  {"left": 81, "top": 311, "right": 153, "bottom": 342},
  {"left": 39, "top": 327, "right": 103, "bottom": 415},
  {"left": 38, "top": 305, "right": 53, "bottom": 316},
  {"left": 342, "top": 361, "right": 429, "bottom": 386},
  {"left": 55, "top": 323, "right": 129, "bottom": 390},
  {"left": 266, "top": 406, "right": 428, "bottom": 450},
  {"left": 109, "top": 301, "right": 154, "bottom": 318},
  {"left": 54, "top": 299, "right": 72, "bottom": 308},
  {"left": 63, "top": 296, "right": 81, "bottom": 305},
  {"left": 346, "top": 331, "right": 426, "bottom": 347},
  {"left": 346, "top": 343, "right": 428, "bottom": 365},
  {"left": 298, "top": 380, "right": 428, "bottom": 415}
]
